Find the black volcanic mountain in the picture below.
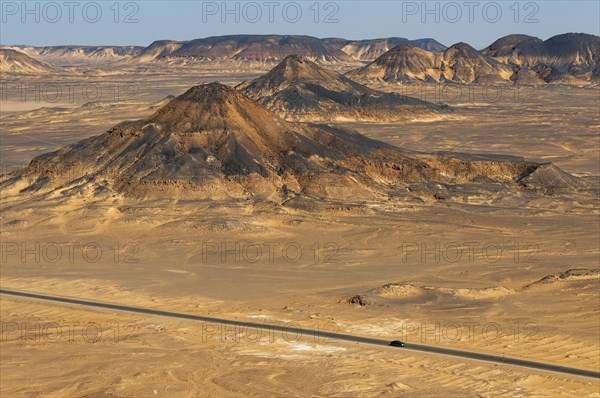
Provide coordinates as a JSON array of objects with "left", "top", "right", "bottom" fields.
[
  {"left": 136, "top": 35, "right": 352, "bottom": 64},
  {"left": 237, "top": 55, "right": 445, "bottom": 122},
  {"left": 483, "top": 33, "right": 600, "bottom": 82},
  {"left": 347, "top": 43, "right": 514, "bottom": 84},
  {"left": 1, "top": 83, "right": 583, "bottom": 203}
]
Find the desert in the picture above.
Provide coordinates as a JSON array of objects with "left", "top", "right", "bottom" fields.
[{"left": 1, "top": 6, "right": 599, "bottom": 397}]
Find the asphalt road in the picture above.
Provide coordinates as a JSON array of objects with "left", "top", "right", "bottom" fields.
[{"left": 1, "top": 288, "right": 598, "bottom": 380}]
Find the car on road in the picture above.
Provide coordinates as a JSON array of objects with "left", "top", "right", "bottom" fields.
[{"left": 389, "top": 340, "right": 406, "bottom": 347}]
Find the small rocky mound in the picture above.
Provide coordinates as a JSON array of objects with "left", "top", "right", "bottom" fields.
[
  {"left": 347, "top": 282, "right": 513, "bottom": 307},
  {"left": 517, "top": 164, "right": 588, "bottom": 194},
  {"left": 526, "top": 269, "right": 600, "bottom": 288},
  {"left": 347, "top": 295, "right": 372, "bottom": 306}
]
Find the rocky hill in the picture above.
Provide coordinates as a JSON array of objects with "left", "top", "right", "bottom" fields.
[
  {"left": 441, "top": 42, "right": 515, "bottom": 83},
  {"left": 238, "top": 55, "right": 445, "bottom": 122},
  {"left": 1, "top": 83, "right": 583, "bottom": 205}
]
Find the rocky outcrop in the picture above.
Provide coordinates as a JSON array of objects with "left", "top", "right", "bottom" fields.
[{"left": 1, "top": 83, "right": 584, "bottom": 204}]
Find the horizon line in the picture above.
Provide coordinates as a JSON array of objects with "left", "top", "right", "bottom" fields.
[{"left": 1, "top": 31, "right": 597, "bottom": 49}]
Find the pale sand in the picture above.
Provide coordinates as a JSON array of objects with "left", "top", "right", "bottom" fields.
[
  {"left": 2, "top": 297, "right": 598, "bottom": 397},
  {"left": 0, "top": 73, "right": 598, "bottom": 396}
]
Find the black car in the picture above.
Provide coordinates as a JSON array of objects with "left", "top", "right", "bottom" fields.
[{"left": 389, "top": 340, "right": 406, "bottom": 347}]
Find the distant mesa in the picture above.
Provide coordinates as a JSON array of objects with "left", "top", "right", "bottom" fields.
[
  {"left": 134, "top": 35, "right": 352, "bottom": 64},
  {"left": 0, "top": 48, "right": 61, "bottom": 74},
  {"left": 3, "top": 45, "right": 143, "bottom": 66},
  {"left": 35, "top": 45, "right": 142, "bottom": 65},
  {"left": 134, "top": 35, "right": 448, "bottom": 65},
  {"left": 136, "top": 35, "right": 447, "bottom": 65},
  {"left": 323, "top": 37, "right": 447, "bottom": 61},
  {"left": 238, "top": 55, "right": 447, "bottom": 122},
  {"left": 1, "top": 83, "right": 586, "bottom": 204}
]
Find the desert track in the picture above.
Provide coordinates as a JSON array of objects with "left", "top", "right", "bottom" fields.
[{"left": 2, "top": 288, "right": 598, "bottom": 380}]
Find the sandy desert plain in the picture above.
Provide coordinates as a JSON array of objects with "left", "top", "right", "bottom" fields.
[{"left": 0, "top": 42, "right": 599, "bottom": 397}]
